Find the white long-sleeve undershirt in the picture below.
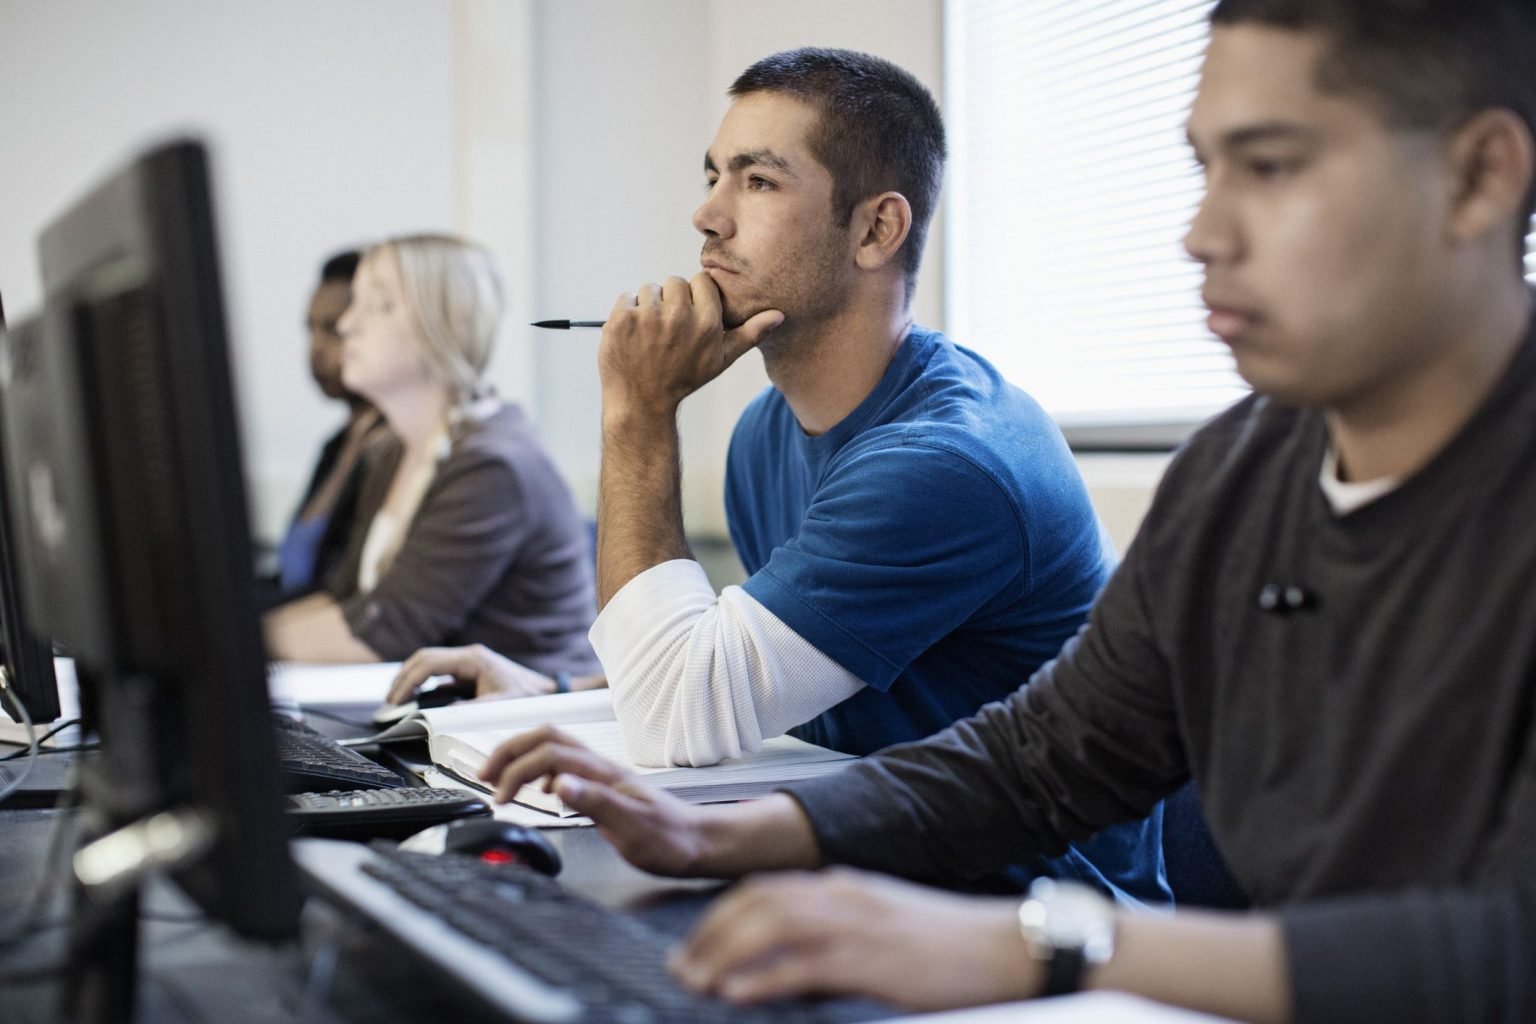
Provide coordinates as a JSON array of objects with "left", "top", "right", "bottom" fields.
[{"left": 589, "top": 559, "right": 864, "bottom": 768}]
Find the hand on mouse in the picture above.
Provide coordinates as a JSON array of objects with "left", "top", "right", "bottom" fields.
[
  {"left": 671, "top": 868, "right": 1038, "bottom": 1010},
  {"left": 388, "top": 644, "right": 591, "bottom": 704},
  {"left": 475, "top": 724, "right": 723, "bottom": 877}
]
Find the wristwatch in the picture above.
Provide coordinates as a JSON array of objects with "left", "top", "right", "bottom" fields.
[{"left": 1017, "top": 878, "right": 1117, "bottom": 997}]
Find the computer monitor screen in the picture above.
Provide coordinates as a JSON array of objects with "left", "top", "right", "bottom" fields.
[
  {"left": 0, "top": 139, "right": 300, "bottom": 941},
  {"left": 0, "top": 297, "right": 61, "bottom": 724}
]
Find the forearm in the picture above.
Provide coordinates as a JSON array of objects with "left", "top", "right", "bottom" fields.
[
  {"left": 1092, "top": 910, "right": 1289, "bottom": 1024},
  {"left": 597, "top": 407, "right": 691, "bottom": 608},
  {"left": 263, "top": 594, "right": 381, "bottom": 663},
  {"left": 593, "top": 561, "right": 864, "bottom": 767},
  {"left": 694, "top": 793, "right": 822, "bottom": 877}
]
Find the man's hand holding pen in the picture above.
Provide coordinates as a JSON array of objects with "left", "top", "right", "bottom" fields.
[{"left": 598, "top": 272, "right": 783, "bottom": 421}]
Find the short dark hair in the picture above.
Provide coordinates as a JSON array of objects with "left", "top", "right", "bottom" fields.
[
  {"left": 730, "top": 48, "right": 946, "bottom": 299},
  {"left": 1211, "top": 0, "right": 1536, "bottom": 258},
  {"left": 318, "top": 249, "right": 361, "bottom": 285}
]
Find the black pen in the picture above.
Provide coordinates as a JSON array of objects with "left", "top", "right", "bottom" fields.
[{"left": 531, "top": 319, "right": 605, "bottom": 329}]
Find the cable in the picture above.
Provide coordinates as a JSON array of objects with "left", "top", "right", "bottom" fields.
[
  {"left": 33, "top": 716, "right": 81, "bottom": 746},
  {"left": 1, "top": 741, "right": 98, "bottom": 761},
  {"left": 0, "top": 718, "right": 87, "bottom": 760},
  {"left": 0, "top": 670, "right": 40, "bottom": 803}
]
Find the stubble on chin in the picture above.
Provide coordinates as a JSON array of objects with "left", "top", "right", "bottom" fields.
[{"left": 719, "top": 290, "right": 775, "bottom": 331}]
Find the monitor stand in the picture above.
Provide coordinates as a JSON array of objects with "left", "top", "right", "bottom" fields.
[{"left": 57, "top": 673, "right": 214, "bottom": 1024}]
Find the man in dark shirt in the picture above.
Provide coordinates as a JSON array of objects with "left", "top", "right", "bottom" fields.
[{"left": 476, "top": 2, "right": 1536, "bottom": 1020}]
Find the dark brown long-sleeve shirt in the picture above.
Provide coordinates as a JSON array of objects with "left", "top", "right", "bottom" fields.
[
  {"left": 327, "top": 404, "right": 598, "bottom": 675},
  {"left": 785, "top": 311, "right": 1536, "bottom": 1022}
]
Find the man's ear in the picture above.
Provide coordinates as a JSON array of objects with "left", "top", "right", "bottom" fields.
[
  {"left": 1444, "top": 107, "right": 1535, "bottom": 248},
  {"left": 851, "top": 192, "right": 913, "bottom": 272}
]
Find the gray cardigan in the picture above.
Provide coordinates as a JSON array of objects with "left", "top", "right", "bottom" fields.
[
  {"left": 327, "top": 403, "right": 599, "bottom": 676},
  {"left": 784, "top": 311, "right": 1536, "bottom": 1022}
]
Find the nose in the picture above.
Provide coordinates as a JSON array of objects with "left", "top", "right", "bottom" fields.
[
  {"left": 336, "top": 301, "right": 357, "bottom": 339},
  {"left": 1183, "top": 180, "right": 1241, "bottom": 267},
  {"left": 692, "top": 184, "right": 733, "bottom": 239}
]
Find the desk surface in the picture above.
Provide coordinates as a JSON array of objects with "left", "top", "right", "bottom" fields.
[
  {"left": 0, "top": 748, "right": 805, "bottom": 1024},
  {"left": 0, "top": 744, "right": 1225, "bottom": 1024}
]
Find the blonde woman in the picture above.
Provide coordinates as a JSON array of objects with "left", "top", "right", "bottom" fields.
[{"left": 264, "top": 234, "right": 597, "bottom": 679}]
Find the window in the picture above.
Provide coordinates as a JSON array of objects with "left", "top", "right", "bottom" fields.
[{"left": 944, "top": 1, "right": 1536, "bottom": 443}]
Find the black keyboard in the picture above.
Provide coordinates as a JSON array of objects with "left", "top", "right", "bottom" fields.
[
  {"left": 287, "top": 787, "right": 491, "bottom": 839},
  {"left": 269, "top": 713, "right": 406, "bottom": 792},
  {"left": 294, "top": 840, "right": 835, "bottom": 1024}
]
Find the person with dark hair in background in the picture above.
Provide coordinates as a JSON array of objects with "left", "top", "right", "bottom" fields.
[
  {"left": 269, "top": 249, "right": 386, "bottom": 603},
  {"left": 477, "top": 4, "right": 1536, "bottom": 1021},
  {"left": 393, "top": 48, "right": 1168, "bottom": 906}
]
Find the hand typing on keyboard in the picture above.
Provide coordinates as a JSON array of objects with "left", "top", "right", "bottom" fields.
[
  {"left": 462, "top": 715, "right": 1052, "bottom": 1015},
  {"left": 672, "top": 867, "right": 1039, "bottom": 1010}
]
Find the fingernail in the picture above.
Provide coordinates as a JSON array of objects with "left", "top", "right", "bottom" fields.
[{"left": 556, "top": 776, "right": 583, "bottom": 800}]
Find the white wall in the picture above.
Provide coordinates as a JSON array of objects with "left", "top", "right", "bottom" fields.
[
  {"left": 1075, "top": 453, "right": 1169, "bottom": 555},
  {"left": 0, "top": 0, "right": 457, "bottom": 538}
]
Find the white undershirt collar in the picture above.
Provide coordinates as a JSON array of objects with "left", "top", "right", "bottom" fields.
[{"left": 1318, "top": 445, "right": 1401, "bottom": 515}]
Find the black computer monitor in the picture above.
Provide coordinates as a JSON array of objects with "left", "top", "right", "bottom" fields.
[
  {"left": 0, "top": 296, "right": 61, "bottom": 725},
  {"left": 0, "top": 139, "right": 301, "bottom": 1018}
]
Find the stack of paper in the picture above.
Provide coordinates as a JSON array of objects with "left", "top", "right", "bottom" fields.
[{"left": 267, "top": 661, "right": 404, "bottom": 713}]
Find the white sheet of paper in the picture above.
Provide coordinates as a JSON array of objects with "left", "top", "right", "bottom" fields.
[
  {"left": 872, "top": 993, "right": 1238, "bottom": 1024},
  {"left": 266, "top": 661, "right": 403, "bottom": 708}
]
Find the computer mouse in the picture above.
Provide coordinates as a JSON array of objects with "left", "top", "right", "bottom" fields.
[
  {"left": 399, "top": 818, "right": 563, "bottom": 876},
  {"left": 369, "top": 676, "right": 475, "bottom": 726}
]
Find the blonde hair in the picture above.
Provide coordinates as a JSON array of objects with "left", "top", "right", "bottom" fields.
[{"left": 364, "top": 234, "right": 505, "bottom": 408}]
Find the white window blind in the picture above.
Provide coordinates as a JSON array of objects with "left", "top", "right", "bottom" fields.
[
  {"left": 945, "top": 1, "right": 1536, "bottom": 438},
  {"left": 945, "top": 0, "right": 1229, "bottom": 435}
]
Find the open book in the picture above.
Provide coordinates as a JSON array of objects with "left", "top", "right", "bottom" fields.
[
  {"left": 362, "top": 687, "right": 618, "bottom": 744},
  {"left": 381, "top": 689, "right": 856, "bottom": 817}
]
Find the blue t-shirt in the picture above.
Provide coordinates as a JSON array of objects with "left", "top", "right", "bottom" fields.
[
  {"left": 726, "top": 326, "right": 1167, "bottom": 903},
  {"left": 728, "top": 326, "right": 1113, "bottom": 750}
]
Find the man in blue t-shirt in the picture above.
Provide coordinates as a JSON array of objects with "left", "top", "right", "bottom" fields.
[{"left": 408, "top": 48, "right": 1166, "bottom": 903}]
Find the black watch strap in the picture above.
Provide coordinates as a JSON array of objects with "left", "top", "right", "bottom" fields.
[{"left": 1041, "top": 945, "right": 1087, "bottom": 997}]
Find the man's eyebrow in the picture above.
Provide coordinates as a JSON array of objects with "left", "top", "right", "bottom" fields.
[
  {"left": 703, "top": 149, "right": 799, "bottom": 179},
  {"left": 1186, "top": 121, "right": 1321, "bottom": 154}
]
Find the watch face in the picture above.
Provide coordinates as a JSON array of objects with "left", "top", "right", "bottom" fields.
[
  {"left": 1045, "top": 888, "right": 1108, "bottom": 947},
  {"left": 1021, "top": 880, "right": 1116, "bottom": 964}
]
